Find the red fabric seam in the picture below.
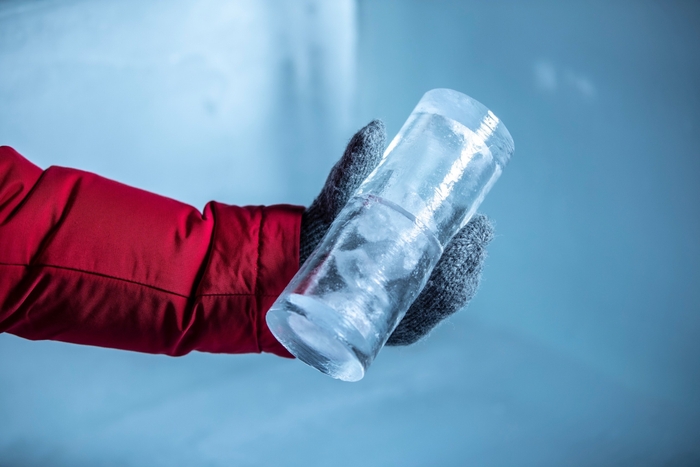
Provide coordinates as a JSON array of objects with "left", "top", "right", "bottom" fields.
[
  {"left": 0, "top": 262, "right": 280, "bottom": 298},
  {"left": 252, "top": 208, "right": 264, "bottom": 353}
]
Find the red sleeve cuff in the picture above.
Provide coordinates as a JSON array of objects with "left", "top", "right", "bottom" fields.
[{"left": 198, "top": 203, "right": 303, "bottom": 358}]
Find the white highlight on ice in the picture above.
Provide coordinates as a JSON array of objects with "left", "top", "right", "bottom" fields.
[
  {"left": 534, "top": 60, "right": 558, "bottom": 91},
  {"left": 534, "top": 59, "right": 597, "bottom": 99},
  {"left": 415, "top": 111, "right": 497, "bottom": 228},
  {"left": 564, "top": 70, "right": 596, "bottom": 98}
]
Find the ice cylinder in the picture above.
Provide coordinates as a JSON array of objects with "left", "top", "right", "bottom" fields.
[{"left": 266, "top": 89, "right": 514, "bottom": 381}]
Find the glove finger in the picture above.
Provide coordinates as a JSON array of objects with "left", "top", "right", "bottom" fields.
[
  {"left": 310, "top": 119, "right": 386, "bottom": 224},
  {"left": 386, "top": 214, "right": 494, "bottom": 346},
  {"left": 300, "top": 120, "right": 386, "bottom": 265}
]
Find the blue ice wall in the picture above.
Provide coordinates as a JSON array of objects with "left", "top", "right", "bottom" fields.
[{"left": 1, "top": 1, "right": 699, "bottom": 466}]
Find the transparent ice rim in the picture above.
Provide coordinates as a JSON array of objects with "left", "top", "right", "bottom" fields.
[
  {"left": 414, "top": 88, "right": 514, "bottom": 166},
  {"left": 266, "top": 296, "right": 366, "bottom": 382}
]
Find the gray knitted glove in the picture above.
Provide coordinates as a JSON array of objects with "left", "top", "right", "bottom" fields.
[{"left": 300, "top": 120, "right": 494, "bottom": 346}]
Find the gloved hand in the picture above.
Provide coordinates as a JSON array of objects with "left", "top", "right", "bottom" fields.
[{"left": 300, "top": 120, "right": 494, "bottom": 346}]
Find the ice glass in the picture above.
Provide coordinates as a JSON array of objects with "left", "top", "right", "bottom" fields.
[{"left": 266, "top": 89, "right": 514, "bottom": 381}]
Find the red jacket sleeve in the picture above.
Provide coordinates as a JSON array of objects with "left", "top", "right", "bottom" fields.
[{"left": 0, "top": 146, "right": 302, "bottom": 357}]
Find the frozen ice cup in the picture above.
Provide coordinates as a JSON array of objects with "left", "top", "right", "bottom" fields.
[{"left": 266, "top": 89, "right": 515, "bottom": 381}]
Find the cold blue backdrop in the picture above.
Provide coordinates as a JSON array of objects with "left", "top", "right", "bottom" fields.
[{"left": 1, "top": 1, "right": 699, "bottom": 466}]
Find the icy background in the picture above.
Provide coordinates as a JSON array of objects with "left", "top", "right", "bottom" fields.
[{"left": 1, "top": 1, "right": 700, "bottom": 466}]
